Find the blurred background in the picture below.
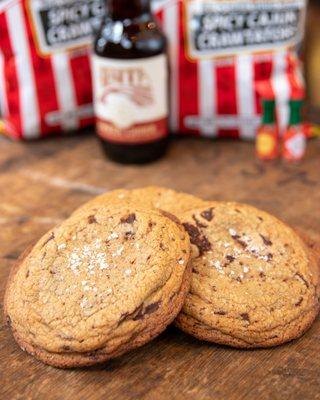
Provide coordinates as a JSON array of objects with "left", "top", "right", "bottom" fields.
[{"left": 0, "top": 0, "right": 319, "bottom": 158}]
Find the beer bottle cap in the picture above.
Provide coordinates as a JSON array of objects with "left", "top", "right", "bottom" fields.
[
  {"left": 262, "top": 99, "right": 276, "bottom": 125},
  {"left": 289, "top": 99, "right": 303, "bottom": 126}
]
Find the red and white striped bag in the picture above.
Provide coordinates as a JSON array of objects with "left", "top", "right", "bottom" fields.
[
  {"left": 0, "top": 0, "right": 104, "bottom": 140},
  {"left": 0, "top": 0, "right": 307, "bottom": 141},
  {"left": 153, "top": 0, "right": 306, "bottom": 140}
]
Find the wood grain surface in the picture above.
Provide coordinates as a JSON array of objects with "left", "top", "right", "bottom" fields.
[{"left": 0, "top": 134, "right": 319, "bottom": 400}]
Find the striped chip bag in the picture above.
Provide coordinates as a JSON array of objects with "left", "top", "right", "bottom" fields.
[
  {"left": 153, "top": 0, "right": 306, "bottom": 140},
  {"left": 0, "top": 0, "right": 104, "bottom": 140}
]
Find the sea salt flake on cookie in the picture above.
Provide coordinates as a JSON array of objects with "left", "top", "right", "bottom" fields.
[
  {"left": 80, "top": 298, "right": 89, "bottom": 309},
  {"left": 228, "top": 228, "right": 238, "bottom": 237},
  {"left": 112, "top": 246, "right": 124, "bottom": 257},
  {"left": 107, "top": 232, "right": 119, "bottom": 240}
]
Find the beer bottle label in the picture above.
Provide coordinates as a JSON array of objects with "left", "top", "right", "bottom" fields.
[{"left": 92, "top": 54, "right": 168, "bottom": 144}]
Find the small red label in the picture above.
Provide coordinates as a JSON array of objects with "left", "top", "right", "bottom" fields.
[
  {"left": 282, "top": 126, "right": 306, "bottom": 162},
  {"left": 97, "top": 118, "right": 168, "bottom": 144}
]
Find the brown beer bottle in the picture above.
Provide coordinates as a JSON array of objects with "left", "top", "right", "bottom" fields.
[{"left": 92, "top": 0, "right": 169, "bottom": 164}]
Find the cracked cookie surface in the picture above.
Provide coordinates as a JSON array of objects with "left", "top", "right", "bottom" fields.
[
  {"left": 73, "top": 186, "right": 207, "bottom": 216},
  {"left": 4, "top": 206, "right": 191, "bottom": 368},
  {"left": 175, "top": 202, "right": 320, "bottom": 348}
]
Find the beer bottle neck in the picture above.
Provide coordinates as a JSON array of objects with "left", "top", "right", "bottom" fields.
[{"left": 107, "top": 0, "right": 151, "bottom": 20}]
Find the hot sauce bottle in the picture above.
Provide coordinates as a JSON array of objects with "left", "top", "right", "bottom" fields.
[
  {"left": 256, "top": 99, "right": 279, "bottom": 160},
  {"left": 282, "top": 100, "right": 306, "bottom": 162},
  {"left": 92, "top": 0, "right": 169, "bottom": 164}
]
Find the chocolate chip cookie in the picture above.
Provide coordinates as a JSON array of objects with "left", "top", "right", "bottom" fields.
[
  {"left": 73, "top": 186, "right": 207, "bottom": 216},
  {"left": 4, "top": 205, "right": 191, "bottom": 368},
  {"left": 175, "top": 202, "right": 320, "bottom": 348}
]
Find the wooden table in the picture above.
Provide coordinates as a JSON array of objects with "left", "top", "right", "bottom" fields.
[{"left": 0, "top": 134, "right": 319, "bottom": 400}]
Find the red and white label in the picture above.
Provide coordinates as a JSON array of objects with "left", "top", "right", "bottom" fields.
[
  {"left": 92, "top": 54, "right": 168, "bottom": 144},
  {"left": 282, "top": 126, "right": 306, "bottom": 161}
]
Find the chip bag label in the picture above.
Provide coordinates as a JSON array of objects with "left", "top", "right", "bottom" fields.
[
  {"left": 28, "top": 0, "right": 104, "bottom": 56},
  {"left": 185, "top": 0, "right": 306, "bottom": 59}
]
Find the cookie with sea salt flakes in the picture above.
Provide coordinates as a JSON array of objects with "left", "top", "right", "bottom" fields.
[
  {"left": 73, "top": 186, "right": 207, "bottom": 217},
  {"left": 4, "top": 205, "right": 191, "bottom": 368},
  {"left": 175, "top": 202, "right": 320, "bottom": 348}
]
